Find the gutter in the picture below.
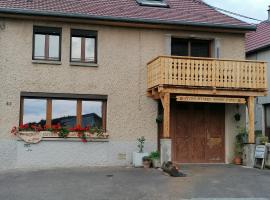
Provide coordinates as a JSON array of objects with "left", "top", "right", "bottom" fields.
[{"left": 0, "top": 8, "right": 256, "bottom": 31}]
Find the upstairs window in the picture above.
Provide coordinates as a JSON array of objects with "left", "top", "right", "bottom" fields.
[
  {"left": 171, "top": 38, "right": 211, "bottom": 58},
  {"left": 33, "top": 26, "right": 62, "bottom": 61},
  {"left": 71, "top": 29, "right": 97, "bottom": 63},
  {"left": 136, "top": 0, "right": 168, "bottom": 7}
]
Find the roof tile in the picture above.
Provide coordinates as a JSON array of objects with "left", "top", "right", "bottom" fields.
[
  {"left": 246, "top": 21, "right": 270, "bottom": 53},
  {"left": 0, "top": 0, "right": 252, "bottom": 29}
]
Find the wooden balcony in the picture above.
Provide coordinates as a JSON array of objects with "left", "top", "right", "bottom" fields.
[
  {"left": 147, "top": 56, "right": 268, "bottom": 143},
  {"left": 147, "top": 56, "right": 267, "bottom": 97}
]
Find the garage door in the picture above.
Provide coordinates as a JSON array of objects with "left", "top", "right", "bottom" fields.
[{"left": 172, "top": 102, "right": 225, "bottom": 163}]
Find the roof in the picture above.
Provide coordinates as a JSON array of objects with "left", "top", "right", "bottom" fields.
[
  {"left": 0, "top": 0, "right": 254, "bottom": 30},
  {"left": 246, "top": 21, "right": 270, "bottom": 54}
]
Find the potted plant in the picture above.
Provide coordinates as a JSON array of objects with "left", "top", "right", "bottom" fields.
[
  {"left": 234, "top": 131, "right": 246, "bottom": 165},
  {"left": 149, "top": 151, "right": 161, "bottom": 168},
  {"left": 258, "top": 136, "right": 269, "bottom": 145},
  {"left": 142, "top": 156, "right": 152, "bottom": 168},
  {"left": 234, "top": 141, "right": 243, "bottom": 165},
  {"left": 132, "top": 136, "right": 149, "bottom": 167}
]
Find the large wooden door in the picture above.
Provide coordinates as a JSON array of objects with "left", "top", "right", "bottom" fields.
[{"left": 172, "top": 102, "right": 225, "bottom": 163}]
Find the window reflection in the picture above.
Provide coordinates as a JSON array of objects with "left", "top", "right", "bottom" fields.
[
  {"left": 71, "top": 37, "right": 81, "bottom": 61},
  {"left": 52, "top": 100, "right": 76, "bottom": 128},
  {"left": 85, "top": 38, "right": 95, "bottom": 62},
  {"left": 49, "top": 35, "right": 60, "bottom": 60},
  {"left": 82, "top": 101, "right": 102, "bottom": 128},
  {"left": 34, "top": 34, "right": 45, "bottom": 59},
  {"left": 23, "top": 99, "right": 46, "bottom": 126}
]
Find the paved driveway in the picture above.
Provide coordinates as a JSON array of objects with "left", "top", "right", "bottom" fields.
[{"left": 0, "top": 165, "right": 269, "bottom": 200}]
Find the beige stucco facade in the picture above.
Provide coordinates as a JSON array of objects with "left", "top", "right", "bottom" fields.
[{"left": 0, "top": 17, "right": 247, "bottom": 169}]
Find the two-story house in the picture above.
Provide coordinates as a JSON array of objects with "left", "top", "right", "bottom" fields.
[{"left": 0, "top": 0, "right": 267, "bottom": 170}]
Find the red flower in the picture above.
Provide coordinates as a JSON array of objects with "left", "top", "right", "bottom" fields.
[
  {"left": 81, "top": 138, "right": 87, "bottom": 143},
  {"left": 10, "top": 126, "right": 17, "bottom": 135}
]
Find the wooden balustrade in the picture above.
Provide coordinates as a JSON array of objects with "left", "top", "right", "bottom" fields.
[{"left": 147, "top": 56, "right": 267, "bottom": 91}]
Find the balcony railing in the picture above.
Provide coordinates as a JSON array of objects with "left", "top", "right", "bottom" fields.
[{"left": 147, "top": 56, "right": 267, "bottom": 91}]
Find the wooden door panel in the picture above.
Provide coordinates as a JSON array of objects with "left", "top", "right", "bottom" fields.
[
  {"left": 205, "top": 104, "right": 225, "bottom": 163},
  {"left": 175, "top": 138, "right": 191, "bottom": 163},
  {"left": 172, "top": 102, "right": 225, "bottom": 163},
  {"left": 192, "top": 137, "right": 206, "bottom": 163},
  {"left": 173, "top": 103, "right": 192, "bottom": 162}
]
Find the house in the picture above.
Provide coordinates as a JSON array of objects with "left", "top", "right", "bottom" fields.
[
  {"left": 0, "top": 0, "right": 267, "bottom": 170},
  {"left": 246, "top": 6, "right": 270, "bottom": 142}
]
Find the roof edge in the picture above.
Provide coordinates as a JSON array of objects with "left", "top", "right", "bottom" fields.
[
  {"left": 246, "top": 44, "right": 270, "bottom": 55},
  {"left": 0, "top": 8, "right": 256, "bottom": 31}
]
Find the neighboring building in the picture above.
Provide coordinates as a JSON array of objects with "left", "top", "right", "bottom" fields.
[
  {"left": 246, "top": 7, "right": 270, "bottom": 141},
  {"left": 0, "top": 0, "right": 267, "bottom": 170}
]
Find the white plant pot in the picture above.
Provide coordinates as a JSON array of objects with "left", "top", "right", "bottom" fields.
[
  {"left": 152, "top": 159, "right": 161, "bottom": 168},
  {"left": 132, "top": 152, "right": 149, "bottom": 167}
]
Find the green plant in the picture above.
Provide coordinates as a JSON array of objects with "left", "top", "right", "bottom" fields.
[
  {"left": 58, "top": 128, "right": 70, "bottom": 138},
  {"left": 149, "top": 151, "right": 160, "bottom": 160},
  {"left": 142, "top": 156, "right": 151, "bottom": 162},
  {"left": 234, "top": 128, "right": 247, "bottom": 157},
  {"left": 236, "top": 127, "right": 248, "bottom": 144},
  {"left": 137, "top": 136, "right": 146, "bottom": 153},
  {"left": 259, "top": 136, "right": 269, "bottom": 145}
]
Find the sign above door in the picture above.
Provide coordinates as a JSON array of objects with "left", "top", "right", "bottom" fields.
[{"left": 176, "top": 96, "right": 246, "bottom": 104}]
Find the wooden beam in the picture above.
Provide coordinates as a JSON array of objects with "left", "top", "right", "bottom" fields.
[
  {"left": 102, "top": 101, "right": 107, "bottom": 131},
  {"left": 77, "top": 100, "right": 82, "bottom": 126},
  {"left": 46, "top": 99, "right": 52, "bottom": 128},
  {"left": 163, "top": 93, "right": 170, "bottom": 138},
  {"left": 159, "top": 93, "right": 165, "bottom": 108},
  {"left": 19, "top": 98, "right": 24, "bottom": 125},
  {"left": 158, "top": 87, "right": 266, "bottom": 97},
  {"left": 247, "top": 96, "right": 255, "bottom": 143}
]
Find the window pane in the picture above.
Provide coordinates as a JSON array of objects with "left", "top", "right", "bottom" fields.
[
  {"left": 85, "top": 38, "right": 95, "bottom": 62},
  {"left": 23, "top": 99, "right": 47, "bottom": 127},
  {"left": 191, "top": 40, "right": 210, "bottom": 57},
  {"left": 49, "top": 35, "right": 60, "bottom": 60},
  {"left": 171, "top": 38, "right": 189, "bottom": 56},
  {"left": 71, "top": 37, "right": 81, "bottom": 61},
  {"left": 34, "top": 34, "right": 45, "bottom": 59},
  {"left": 82, "top": 101, "right": 102, "bottom": 128},
  {"left": 52, "top": 100, "right": 76, "bottom": 128}
]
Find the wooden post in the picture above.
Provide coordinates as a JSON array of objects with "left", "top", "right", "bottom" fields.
[
  {"left": 247, "top": 96, "right": 255, "bottom": 143},
  {"left": 46, "top": 99, "right": 52, "bottom": 128},
  {"left": 161, "top": 93, "right": 170, "bottom": 138},
  {"left": 77, "top": 100, "right": 82, "bottom": 126}
]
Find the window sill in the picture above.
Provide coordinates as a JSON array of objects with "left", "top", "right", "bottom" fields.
[
  {"left": 70, "top": 62, "right": 99, "bottom": 67},
  {"left": 32, "top": 60, "right": 62, "bottom": 65},
  {"left": 15, "top": 131, "right": 109, "bottom": 143},
  {"left": 17, "top": 138, "right": 109, "bottom": 143}
]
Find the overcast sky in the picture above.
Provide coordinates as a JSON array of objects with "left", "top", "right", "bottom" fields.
[{"left": 203, "top": 0, "right": 270, "bottom": 24}]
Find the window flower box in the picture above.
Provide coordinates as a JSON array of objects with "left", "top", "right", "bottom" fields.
[{"left": 11, "top": 125, "right": 109, "bottom": 144}]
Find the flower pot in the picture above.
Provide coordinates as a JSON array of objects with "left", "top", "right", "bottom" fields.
[
  {"left": 132, "top": 152, "right": 149, "bottom": 167},
  {"left": 152, "top": 159, "right": 161, "bottom": 168},
  {"left": 234, "top": 156, "right": 242, "bottom": 165},
  {"left": 143, "top": 160, "right": 151, "bottom": 168}
]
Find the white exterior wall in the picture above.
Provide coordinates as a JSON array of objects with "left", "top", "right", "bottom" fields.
[
  {"left": 225, "top": 104, "right": 246, "bottom": 164},
  {"left": 0, "top": 17, "right": 247, "bottom": 170}
]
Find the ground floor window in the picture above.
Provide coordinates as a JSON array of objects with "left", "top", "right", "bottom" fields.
[{"left": 20, "top": 92, "right": 107, "bottom": 131}]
